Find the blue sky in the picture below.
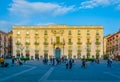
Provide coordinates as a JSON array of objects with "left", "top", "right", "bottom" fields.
[{"left": 0, "top": 0, "right": 120, "bottom": 35}]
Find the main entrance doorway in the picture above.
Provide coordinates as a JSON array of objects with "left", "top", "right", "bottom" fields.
[{"left": 55, "top": 47, "right": 61, "bottom": 58}]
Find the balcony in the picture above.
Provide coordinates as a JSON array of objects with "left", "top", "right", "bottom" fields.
[
  {"left": 68, "top": 42, "right": 73, "bottom": 45},
  {"left": 16, "top": 49, "right": 20, "bottom": 52},
  {"left": 68, "top": 50, "right": 72, "bottom": 52},
  {"left": 44, "top": 42, "right": 49, "bottom": 45},
  {"left": 77, "top": 50, "right": 81, "bottom": 52},
  {"left": 16, "top": 41, "right": 21, "bottom": 45},
  {"left": 95, "top": 42, "right": 101, "bottom": 45},
  {"left": 86, "top": 49, "right": 91, "bottom": 52},
  {"left": 34, "top": 35, "right": 39, "bottom": 39},
  {"left": 44, "top": 50, "right": 48, "bottom": 52},
  {"left": 25, "top": 42, "right": 30, "bottom": 45},
  {"left": 86, "top": 42, "right": 91, "bottom": 45},
  {"left": 35, "top": 49, "right": 39, "bottom": 52},
  {"left": 96, "top": 35, "right": 100, "bottom": 39},
  {"left": 34, "top": 42, "right": 39, "bottom": 45},
  {"left": 77, "top": 42, "right": 82, "bottom": 45},
  {"left": 25, "top": 49, "right": 30, "bottom": 52},
  {"left": 96, "top": 49, "right": 100, "bottom": 52}
]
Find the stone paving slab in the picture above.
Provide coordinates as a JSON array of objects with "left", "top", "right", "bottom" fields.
[{"left": 0, "top": 60, "right": 120, "bottom": 82}]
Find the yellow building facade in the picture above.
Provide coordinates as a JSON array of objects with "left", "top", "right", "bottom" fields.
[{"left": 13, "top": 25, "right": 103, "bottom": 59}]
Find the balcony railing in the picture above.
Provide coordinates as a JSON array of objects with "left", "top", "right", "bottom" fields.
[
  {"left": 77, "top": 50, "right": 81, "bottom": 52},
  {"left": 68, "top": 42, "right": 73, "bottom": 45},
  {"left": 44, "top": 42, "right": 49, "bottom": 45},
  {"left": 25, "top": 49, "right": 30, "bottom": 52},
  {"left": 34, "top": 42, "right": 39, "bottom": 45},
  {"left": 86, "top": 42, "right": 91, "bottom": 45},
  {"left": 16, "top": 49, "right": 20, "bottom": 52},
  {"left": 77, "top": 42, "right": 82, "bottom": 45},
  {"left": 95, "top": 42, "right": 101, "bottom": 45},
  {"left": 16, "top": 41, "right": 21, "bottom": 45},
  {"left": 44, "top": 50, "right": 48, "bottom": 52},
  {"left": 25, "top": 42, "right": 30, "bottom": 45},
  {"left": 87, "top": 49, "right": 91, "bottom": 52},
  {"left": 35, "top": 49, "right": 39, "bottom": 52},
  {"left": 68, "top": 50, "right": 72, "bottom": 52},
  {"left": 96, "top": 50, "right": 100, "bottom": 52}
]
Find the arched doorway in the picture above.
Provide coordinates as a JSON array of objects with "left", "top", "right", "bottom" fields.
[{"left": 55, "top": 47, "right": 61, "bottom": 58}]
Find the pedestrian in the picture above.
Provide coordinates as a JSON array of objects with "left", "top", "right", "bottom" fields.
[
  {"left": 107, "top": 58, "right": 112, "bottom": 68},
  {"left": 12, "top": 56, "right": 15, "bottom": 64},
  {"left": 81, "top": 59, "right": 86, "bottom": 68},
  {"left": 0, "top": 57, "right": 4, "bottom": 67},
  {"left": 69, "top": 59, "right": 73, "bottom": 69},
  {"left": 66, "top": 60, "right": 68, "bottom": 69}
]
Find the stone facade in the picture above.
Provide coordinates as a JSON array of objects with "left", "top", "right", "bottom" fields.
[
  {"left": 103, "top": 35, "right": 111, "bottom": 55},
  {"left": 13, "top": 25, "right": 103, "bottom": 59},
  {"left": 106, "top": 31, "right": 120, "bottom": 59},
  {"left": 8, "top": 31, "right": 13, "bottom": 57},
  {"left": 0, "top": 30, "right": 8, "bottom": 57}
]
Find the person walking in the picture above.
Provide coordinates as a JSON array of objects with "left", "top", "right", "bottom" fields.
[
  {"left": 12, "top": 56, "right": 15, "bottom": 64},
  {"left": 69, "top": 59, "right": 73, "bottom": 69},
  {"left": 66, "top": 60, "right": 69, "bottom": 69},
  {"left": 107, "top": 58, "right": 112, "bottom": 68},
  {"left": 81, "top": 59, "right": 86, "bottom": 68},
  {"left": 0, "top": 57, "right": 4, "bottom": 67}
]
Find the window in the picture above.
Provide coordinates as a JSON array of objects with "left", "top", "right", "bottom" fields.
[
  {"left": 68, "top": 30, "right": 71, "bottom": 35},
  {"left": 35, "top": 31, "right": 38, "bottom": 35},
  {"left": 68, "top": 38, "right": 71, "bottom": 43},
  {"left": 0, "top": 34, "right": 1, "bottom": 39},
  {"left": 44, "top": 30, "right": 47, "bottom": 35},
  {"left": 96, "top": 30, "right": 99, "bottom": 35},
  {"left": 96, "top": 39, "right": 99, "bottom": 42},
  {"left": 17, "top": 39, "right": 20, "bottom": 42},
  {"left": 68, "top": 46, "right": 72, "bottom": 50},
  {"left": 87, "top": 38, "right": 90, "bottom": 42},
  {"left": 56, "top": 37, "right": 60, "bottom": 43},
  {"left": 44, "top": 46, "right": 48, "bottom": 50},
  {"left": 26, "top": 39, "right": 29, "bottom": 43},
  {"left": 17, "top": 32, "right": 20, "bottom": 35},
  {"left": 78, "top": 30, "right": 80, "bottom": 35},
  {"left": 0, "top": 41, "right": 1, "bottom": 46},
  {"left": 44, "top": 38, "right": 47, "bottom": 42},
  {"left": 26, "top": 32, "right": 29, "bottom": 35},
  {"left": 78, "top": 46, "right": 80, "bottom": 50},
  {"left": 78, "top": 38, "right": 81, "bottom": 42},
  {"left": 87, "top": 30, "right": 90, "bottom": 35}
]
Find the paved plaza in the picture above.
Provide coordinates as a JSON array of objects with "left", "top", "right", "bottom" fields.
[{"left": 0, "top": 59, "right": 120, "bottom": 82}]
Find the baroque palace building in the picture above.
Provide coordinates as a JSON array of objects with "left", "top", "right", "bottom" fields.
[{"left": 13, "top": 25, "right": 103, "bottom": 59}]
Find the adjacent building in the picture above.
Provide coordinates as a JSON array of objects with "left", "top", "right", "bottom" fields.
[
  {"left": 0, "top": 30, "right": 8, "bottom": 57},
  {"left": 8, "top": 31, "right": 13, "bottom": 57},
  {"left": 106, "top": 30, "right": 120, "bottom": 59},
  {"left": 13, "top": 25, "right": 103, "bottom": 59},
  {"left": 103, "top": 34, "right": 111, "bottom": 55}
]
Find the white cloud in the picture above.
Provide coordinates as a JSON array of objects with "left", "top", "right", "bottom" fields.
[
  {"left": 8, "top": 0, "right": 74, "bottom": 16},
  {"left": 79, "top": 0, "right": 120, "bottom": 9}
]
